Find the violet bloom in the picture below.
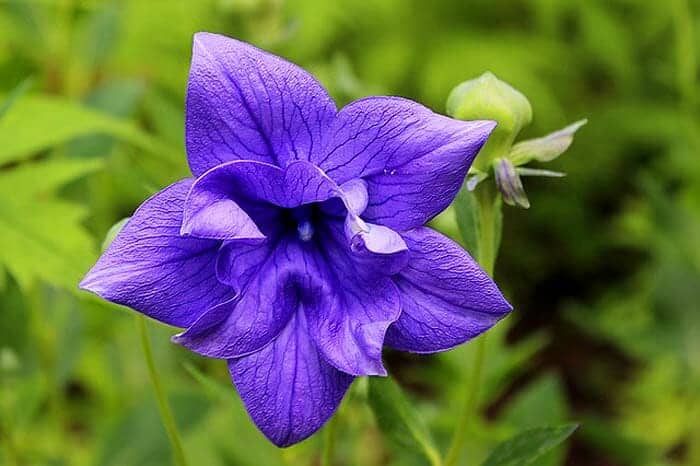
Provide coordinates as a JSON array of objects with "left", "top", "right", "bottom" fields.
[{"left": 80, "top": 33, "right": 512, "bottom": 447}]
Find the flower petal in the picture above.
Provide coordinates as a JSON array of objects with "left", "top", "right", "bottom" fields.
[
  {"left": 186, "top": 32, "right": 337, "bottom": 175},
  {"left": 174, "top": 238, "right": 318, "bottom": 358},
  {"left": 182, "top": 160, "right": 343, "bottom": 240},
  {"left": 316, "top": 96, "right": 495, "bottom": 230},
  {"left": 79, "top": 179, "right": 232, "bottom": 328},
  {"left": 319, "top": 178, "right": 369, "bottom": 218},
  {"left": 228, "top": 312, "right": 353, "bottom": 447},
  {"left": 345, "top": 220, "right": 409, "bottom": 275},
  {"left": 304, "top": 224, "right": 402, "bottom": 376},
  {"left": 180, "top": 195, "right": 266, "bottom": 241},
  {"left": 385, "top": 227, "right": 512, "bottom": 353}
]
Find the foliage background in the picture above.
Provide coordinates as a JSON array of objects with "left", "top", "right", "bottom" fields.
[{"left": 1, "top": 0, "right": 699, "bottom": 465}]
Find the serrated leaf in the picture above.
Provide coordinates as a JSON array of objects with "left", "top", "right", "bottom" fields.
[
  {"left": 482, "top": 424, "right": 578, "bottom": 466},
  {"left": 0, "top": 95, "right": 173, "bottom": 165},
  {"left": 0, "top": 158, "right": 101, "bottom": 290},
  {"left": 367, "top": 376, "right": 442, "bottom": 466}
]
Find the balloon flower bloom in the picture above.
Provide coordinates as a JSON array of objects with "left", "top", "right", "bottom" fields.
[{"left": 81, "top": 32, "right": 512, "bottom": 447}]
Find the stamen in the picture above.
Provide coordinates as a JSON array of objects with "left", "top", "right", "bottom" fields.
[{"left": 297, "top": 220, "right": 314, "bottom": 241}]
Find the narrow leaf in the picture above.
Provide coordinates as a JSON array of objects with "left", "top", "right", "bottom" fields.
[
  {"left": 493, "top": 194, "right": 503, "bottom": 261},
  {"left": 482, "top": 424, "right": 579, "bottom": 466},
  {"left": 183, "top": 363, "right": 236, "bottom": 401},
  {"left": 102, "top": 217, "right": 130, "bottom": 252},
  {"left": 466, "top": 170, "right": 489, "bottom": 191},
  {"left": 0, "top": 77, "right": 33, "bottom": 119},
  {"left": 516, "top": 168, "right": 566, "bottom": 178},
  {"left": 509, "top": 119, "right": 587, "bottom": 165},
  {"left": 367, "top": 377, "right": 442, "bottom": 466},
  {"left": 454, "top": 183, "right": 481, "bottom": 258}
]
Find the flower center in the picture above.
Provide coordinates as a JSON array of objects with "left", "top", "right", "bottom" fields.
[
  {"left": 297, "top": 220, "right": 314, "bottom": 241},
  {"left": 290, "top": 205, "right": 317, "bottom": 242}
]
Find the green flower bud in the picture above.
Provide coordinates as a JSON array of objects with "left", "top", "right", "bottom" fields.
[{"left": 446, "top": 72, "right": 532, "bottom": 171}]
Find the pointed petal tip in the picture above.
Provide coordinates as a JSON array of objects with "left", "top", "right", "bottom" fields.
[
  {"left": 483, "top": 119, "right": 498, "bottom": 132},
  {"left": 476, "top": 119, "right": 498, "bottom": 143},
  {"left": 77, "top": 275, "right": 93, "bottom": 293},
  {"left": 192, "top": 31, "right": 224, "bottom": 47},
  {"left": 77, "top": 270, "right": 105, "bottom": 297}
]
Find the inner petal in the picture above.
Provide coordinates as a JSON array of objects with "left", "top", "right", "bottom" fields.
[{"left": 183, "top": 160, "right": 359, "bottom": 241}]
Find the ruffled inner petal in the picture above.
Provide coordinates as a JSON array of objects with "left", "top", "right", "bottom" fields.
[
  {"left": 304, "top": 222, "right": 402, "bottom": 376},
  {"left": 182, "top": 160, "right": 344, "bottom": 240},
  {"left": 173, "top": 238, "right": 316, "bottom": 358}
]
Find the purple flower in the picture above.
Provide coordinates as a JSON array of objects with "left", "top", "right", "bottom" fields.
[{"left": 80, "top": 32, "right": 512, "bottom": 447}]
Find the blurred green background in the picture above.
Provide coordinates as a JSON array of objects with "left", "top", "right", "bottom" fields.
[{"left": 1, "top": 0, "right": 699, "bottom": 465}]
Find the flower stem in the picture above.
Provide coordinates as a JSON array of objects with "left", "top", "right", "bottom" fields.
[
  {"left": 137, "top": 316, "right": 188, "bottom": 466},
  {"left": 475, "top": 183, "right": 499, "bottom": 276},
  {"left": 671, "top": 0, "right": 696, "bottom": 109},
  {"left": 671, "top": 1, "right": 700, "bottom": 461},
  {"left": 320, "top": 411, "right": 339, "bottom": 466},
  {"left": 445, "top": 184, "right": 500, "bottom": 466}
]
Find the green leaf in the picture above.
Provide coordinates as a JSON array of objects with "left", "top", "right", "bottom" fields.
[
  {"left": 96, "top": 391, "right": 210, "bottom": 466},
  {"left": 0, "top": 77, "right": 33, "bottom": 119},
  {"left": 0, "top": 158, "right": 101, "bottom": 290},
  {"left": 454, "top": 184, "right": 481, "bottom": 258},
  {"left": 508, "top": 119, "right": 587, "bottom": 166},
  {"left": 493, "top": 194, "right": 503, "bottom": 263},
  {"left": 454, "top": 184, "right": 503, "bottom": 266},
  {"left": 183, "top": 363, "right": 237, "bottom": 402},
  {"left": 482, "top": 424, "right": 579, "bottom": 466},
  {"left": 516, "top": 168, "right": 566, "bottom": 178},
  {"left": 102, "top": 217, "right": 130, "bottom": 251},
  {"left": 0, "top": 95, "right": 173, "bottom": 165},
  {"left": 502, "top": 375, "right": 570, "bottom": 466},
  {"left": 367, "top": 376, "right": 442, "bottom": 466}
]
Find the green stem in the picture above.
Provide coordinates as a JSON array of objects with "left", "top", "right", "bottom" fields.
[
  {"left": 671, "top": 1, "right": 700, "bottom": 461},
  {"left": 137, "top": 316, "right": 188, "bottom": 466},
  {"left": 0, "top": 398, "right": 20, "bottom": 466},
  {"left": 671, "top": 0, "right": 696, "bottom": 109},
  {"left": 475, "top": 184, "right": 499, "bottom": 276},
  {"left": 320, "top": 412, "right": 339, "bottom": 466},
  {"left": 445, "top": 184, "right": 500, "bottom": 466}
]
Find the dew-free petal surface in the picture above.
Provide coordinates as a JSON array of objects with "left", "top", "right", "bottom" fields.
[
  {"left": 186, "top": 32, "right": 336, "bottom": 175},
  {"left": 80, "top": 179, "right": 232, "bottom": 327},
  {"left": 174, "top": 238, "right": 315, "bottom": 358},
  {"left": 228, "top": 312, "right": 353, "bottom": 447},
  {"left": 304, "top": 224, "right": 402, "bottom": 376},
  {"left": 385, "top": 227, "right": 512, "bottom": 353},
  {"left": 317, "top": 96, "right": 495, "bottom": 230}
]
